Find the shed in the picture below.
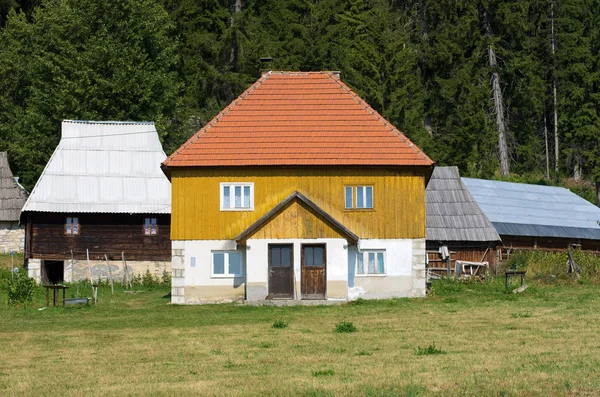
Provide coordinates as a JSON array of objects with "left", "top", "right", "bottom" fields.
[
  {"left": 0, "top": 152, "right": 28, "bottom": 253},
  {"left": 462, "top": 178, "right": 600, "bottom": 254},
  {"left": 21, "top": 120, "right": 172, "bottom": 284},
  {"left": 426, "top": 167, "right": 501, "bottom": 273}
]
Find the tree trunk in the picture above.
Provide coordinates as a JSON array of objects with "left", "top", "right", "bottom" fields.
[
  {"left": 551, "top": 0, "right": 559, "bottom": 173},
  {"left": 573, "top": 160, "right": 581, "bottom": 181},
  {"left": 229, "top": 0, "right": 243, "bottom": 67},
  {"left": 482, "top": 6, "right": 510, "bottom": 175},
  {"left": 544, "top": 112, "right": 550, "bottom": 179}
]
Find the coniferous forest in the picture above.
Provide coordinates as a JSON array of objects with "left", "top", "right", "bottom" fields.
[{"left": 0, "top": 0, "right": 598, "bottom": 204}]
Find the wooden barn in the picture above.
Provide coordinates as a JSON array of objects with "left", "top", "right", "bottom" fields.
[
  {"left": 163, "top": 71, "right": 434, "bottom": 304},
  {"left": 426, "top": 167, "right": 501, "bottom": 274},
  {"left": 463, "top": 177, "right": 600, "bottom": 256},
  {"left": 22, "top": 120, "right": 172, "bottom": 284},
  {"left": 0, "top": 152, "right": 28, "bottom": 253}
]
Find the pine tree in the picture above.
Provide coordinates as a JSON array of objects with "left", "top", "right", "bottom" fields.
[{"left": 0, "top": 0, "right": 181, "bottom": 188}]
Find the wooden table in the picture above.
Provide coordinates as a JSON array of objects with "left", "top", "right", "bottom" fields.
[
  {"left": 505, "top": 271, "right": 526, "bottom": 288},
  {"left": 43, "top": 284, "right": 69, "bottom": 307}
]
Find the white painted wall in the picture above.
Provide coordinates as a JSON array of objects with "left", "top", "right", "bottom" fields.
[
  {"left": 349, "top": 239, "right": 416, "bottom": 299},
  {"left": 182, "top": 240, "right": 245, "bottom": 288}
]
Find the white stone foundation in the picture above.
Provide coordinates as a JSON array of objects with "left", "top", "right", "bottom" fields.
[
  {"left": 27, "top": 258, "right": 171, "bottom": 284},
  {"left": 0, "top": 221, "right": 25, "bottom": 253}
]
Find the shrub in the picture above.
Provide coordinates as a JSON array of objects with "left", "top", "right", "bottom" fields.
[
  {"left": 312, "top": 369, "right": 335, "bottom": 377},
  {"left": 506, "top": 250, "right": 600, "bottom": 283},
  {"left": 334, "top": 321, "right": 357, "bottom": 333},
  {"left": 161, "top": 269, "right": 171, "bottom": 286},
  {"left": 7, "top": 269, "right": 36, "bottom": 306},
  {"left": 414, "top": 343, "right": 445, "bottom": 356},
  {"left": 272, "top": 319, "right": 288, "bottom": 329}
]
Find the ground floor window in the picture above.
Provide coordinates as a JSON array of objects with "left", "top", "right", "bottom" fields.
[
  {"left": 356, "top": 250, "right": 385, "bottom": 275},
  {"left": 212, "top": 251, "right": 243, "bottom": 277}
]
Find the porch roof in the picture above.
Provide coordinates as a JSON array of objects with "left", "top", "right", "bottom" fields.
[{"left": 235, "top": 191, "right": 359, "bottom": 244}]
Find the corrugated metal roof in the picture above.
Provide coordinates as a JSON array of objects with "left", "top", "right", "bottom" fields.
[
  {"left": 21, "top": 120, "right": 170, "bottom": 214},
  {"left": 163, "top": 71, "right": 433, "bottom": 168},
  {"left": 462, "top": 177, "right": 600, "bottom": 240},
  {"left": 0, "top": 152, "right": 28, "bottom": 221},
  {"left": 426, "top": 167, "right": 500, "bottom": 242}
]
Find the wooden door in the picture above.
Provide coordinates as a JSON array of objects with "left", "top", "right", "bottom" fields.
[
  {"left": 301, "top": 244, "right": 326, "bottom": 299},
  {"left": 268, "top": 244, "right": 294, "bottom": 299}
]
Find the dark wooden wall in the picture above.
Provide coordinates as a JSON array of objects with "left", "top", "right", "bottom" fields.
[
  {"left": 426, "top": 241, "right": 499, "bottom": 274},
  {"left": 25, "top": 213, "right": 171, "bottom": 261},
  {"left": 500, "top": 235, "right": 600, "bottom": 253}
]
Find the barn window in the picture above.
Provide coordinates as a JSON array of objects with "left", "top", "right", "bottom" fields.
[
  {"left": 65, "top": 217, "right": 79, "bottom": 235},
  {"left": 144, "top": 218, "right": 158, "bottom": 235},
  {"left": 356, "top": 250, "right": 385, "bottom": 275},
  {"left": 220, "top": 183, "right": 254, "bottom": 211},
  {"left": 212, "top": 251, "right": 243, "bottom": 277},
  {"left": 345, "top": 186, "right": 373, "bottom": 209}
]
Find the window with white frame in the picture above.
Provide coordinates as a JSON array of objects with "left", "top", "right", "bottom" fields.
[
  {"left": 65, "top": 217, "right": 79, "bottom": 235},
  {"left": 212, "top": 251, "right": 243, "bottom": 277},
  {"left": 144, "top": 218, "right": 157, "bottom": 235},
  {"left": 345, "top": 186, "right": 373, "bottom": 209},
  {"left": 356, "top": 250, "right": 385, "bottom": 275},
  {"left": 220, "top": 183, "right": 254, "bottom": 210}
]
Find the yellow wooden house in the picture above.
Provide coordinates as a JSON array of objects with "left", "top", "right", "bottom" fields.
[{"left": 162, "top": 71, "right": 434, "bottom": 304}]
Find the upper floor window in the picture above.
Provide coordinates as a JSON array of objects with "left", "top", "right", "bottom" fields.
[
  {"left": 220, "top": 183, "right": 254, "bottom": 211},
  {"left": 345, "top": 186, "right": 373, "bottom": 209},
  {"left": 65, "top": 217, "right": 79, "bottom": 235},
  {"left": 144, "top": 218, "right": 157, "bottom": 235},
  {"left": 356, "top": 250, "right": 385, "bottom": 275}
]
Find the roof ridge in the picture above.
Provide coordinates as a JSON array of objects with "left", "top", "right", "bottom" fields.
[
  {"left": 326, "top": 72, "right": 433, "bottom": 165},
  {"left": 163, "top": 72, "right": 273, "bottom": 166}
]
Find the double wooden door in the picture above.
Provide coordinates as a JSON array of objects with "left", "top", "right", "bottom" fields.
[{"left": 267, "top": 243, "right": 327, "bottom": 300}]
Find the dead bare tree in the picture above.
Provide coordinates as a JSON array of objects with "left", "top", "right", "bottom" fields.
[
  {"left": 551, "top": 0, "right": 559, "bottom": 174},
  {"left": 481, "top": 4, "right": 510, "bottom": 175}
]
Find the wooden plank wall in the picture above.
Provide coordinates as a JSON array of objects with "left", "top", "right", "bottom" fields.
[
  {"left": 427, "top": 242, "right": 498, "bottom": 274},
  {"left": 27, "top": 213, "right": 171, "bottom": 261},
  {"left": 171, "top": 166, "right": 427, "bottom": 240},
  {"left": 500, "top": 235, "right": 600, "bottom": 253}
]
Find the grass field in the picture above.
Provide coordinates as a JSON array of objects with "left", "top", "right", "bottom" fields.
[{"left": 1, "top": 262, "right": 600, "bottom": 396}]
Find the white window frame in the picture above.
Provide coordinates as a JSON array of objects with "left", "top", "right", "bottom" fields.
[
  {"left": 143, "top": 217, "right": 158, "bottom": 235},
  {"left": 355, "top": 249, "right": 386, "bottom": 276},
  {"left": 65, "top": 217, "right": 79, "bottom": 235},
  {"left": 211, "top": 251, "right": 244, "bottom": 278},
  {"left": 220, "top": 182, "right": 254, "bottom": 211},
  {"left": 345, "top": 186, "right": 374, "bottom": 209}
]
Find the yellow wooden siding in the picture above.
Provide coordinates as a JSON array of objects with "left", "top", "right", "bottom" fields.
[
  {"left": 170, "top": 167, "right": 426, "bottom": 240},
  {"left": 242, "top": 199, "right": 346, "bottom": 241}
]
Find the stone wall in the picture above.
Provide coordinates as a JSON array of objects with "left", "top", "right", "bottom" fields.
[
  {"left": 411, "top": 238, "right": 427, "bottom": 297},
  {"left": 0, "top": 221, "right": 25, "bottom": 253}
]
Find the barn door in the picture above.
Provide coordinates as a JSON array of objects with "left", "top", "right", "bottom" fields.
[
  {"left": 301, "top": 244, "right": 326, "bottom": 299},
  {"left": 268, "top": 244, "right": 294, "bottom": 299}
]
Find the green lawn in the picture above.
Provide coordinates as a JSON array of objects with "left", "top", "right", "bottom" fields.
[{"left": 1, "top": 273, "right": 599, "bottom": 396}]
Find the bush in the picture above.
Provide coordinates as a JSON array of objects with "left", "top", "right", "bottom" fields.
[
  {"left": 7, "top": 269, "right": 36, "bottom": 306},
  {"left": 506, "top": 250, "right": 600, "bottom": 283},
  {"left": 334, "top": 321, "right": 357, "bottom": 333},
  {"left": 272, "top": 319, "right": 288, "bottom": 329},
  {"left": 414, "top": 343, "right": 445, "bottom": 356}
]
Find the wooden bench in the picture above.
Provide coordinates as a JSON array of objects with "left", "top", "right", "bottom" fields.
[{"left": 505, "top": 270, "right": 526, "bottom": 288}]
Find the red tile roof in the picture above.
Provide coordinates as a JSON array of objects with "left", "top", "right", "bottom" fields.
[{"left": 163, "top": 71, "right": 433, "bottom": 167}]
